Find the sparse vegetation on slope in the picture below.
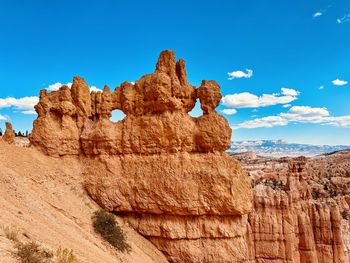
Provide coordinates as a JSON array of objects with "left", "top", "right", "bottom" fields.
[
  {"left": 15, "top": 241, "right": 79, "bottom": 263},
  {"left": 15, "top": 241, "right": 53, "bottom": 263},
  {"left": 0, "top": 224, "right": 19, "bottom": 242},
  {"left": 92, "top": 209, "right": 131, "bottom": 253},
  {"left": 1, "top": 224, "right": 78, "bottom": 263},
  {"left": 55, "top": 247, "right": 78, "bottom": 263}
]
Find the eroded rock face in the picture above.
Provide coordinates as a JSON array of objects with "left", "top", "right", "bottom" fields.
[
  {"left": 2, "top": 122, "right": 15, "bottom": 144},
  {"left": 240, "top": 151, "right": 350, "bottom": 263},
  {"left": 30, "top": 50, "right": 253, "bottom": 262}
]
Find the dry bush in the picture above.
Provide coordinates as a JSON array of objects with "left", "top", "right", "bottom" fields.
[
  {"left": 15, "top": 241, "right": 53, "bottom": 263},
  {"left": 92, "top": 209, "right": 131, "bottom": 253},
  {"left": 0, "top": 224, "right": 19, "bottom": 242},
  {"left": 55, "top": 247, "right": 78, "bottom": 263}
]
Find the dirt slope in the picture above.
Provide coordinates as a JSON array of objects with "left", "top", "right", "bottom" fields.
[{"left": 0, "top": 141, "right": 168, "bottom": 263}]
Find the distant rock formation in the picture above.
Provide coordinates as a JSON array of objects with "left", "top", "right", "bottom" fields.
[
  {"left": 30, "top": 50, "right": 253, "bottom": 262},
  {"left": 241, "top": 152, "right": 350, "bottom": 263},
  {"left": 2, "top": 122, "right": 15, "bottom": 144}
]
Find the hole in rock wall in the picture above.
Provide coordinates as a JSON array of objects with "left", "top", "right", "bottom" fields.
[
  {"left": 188, "top": 98, "right": 203, "bottom": 118},
  {"left": 110, "top": 109, "right": 126, "bottom": 123}
]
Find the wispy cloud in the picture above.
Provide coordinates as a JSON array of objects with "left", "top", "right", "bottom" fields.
[
  {"left": 337, "top": 14, "right": 350, "bottom": 24},
  {"left": 227, "top": 69, "right": 253, "bottom": 80},
  {"left": 0, "top": 114, "right": 7, "bottom": 121},
  {"left": 45, "top": 82, "right": 102, "bottom": 92},
  {"left": 313, "top": 5, "right": 332, "bottom": 19},
  {"left": 319, "top": 85, "right": 325, "bottom": 90},
  {"left": 221, "top": 109, "right": 237, "bottom": 115},
  {"left": 235, "top": 116, "right": 288, "bottom": 129},
  {"left": 21, "top": 110, "right": 37, "bottom": 115},
  {"left": 313, "top": 12, "right": 323, "bottom": 18},
  {"left": 282, "top": 104, "right": 291, "bottom": 108},
  {"left": 332, "top": 79, "right": 348, "bottom": 86},
  {"left": 233, "top": 106, "right": 350, "bottom": 129},
  {"left": 221, "top": 88, "right": 299, "bottom": 109}
]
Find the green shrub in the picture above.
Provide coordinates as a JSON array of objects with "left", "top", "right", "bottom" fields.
[{"left": 92, "top": 209, "right": 131, "bottom": 253}]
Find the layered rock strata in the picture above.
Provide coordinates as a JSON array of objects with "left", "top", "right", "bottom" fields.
[
  {"left": 30, "top": 50, "right": 253, "bottom": 262},
  {"left": 240, "top": 152, "right": 350, "bottom": 263}
]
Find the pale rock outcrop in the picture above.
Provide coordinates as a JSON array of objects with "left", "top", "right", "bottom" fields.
[
  {"left": 30, "top": 50, "right": 253, "bottom": 262},
  {"left": 2, "top": 122, "right": 15, "bottom": 144}
]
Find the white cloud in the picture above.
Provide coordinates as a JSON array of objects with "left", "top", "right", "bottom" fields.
[
  {"left": 89, "top": 86, "right": 102, "bottom": 92},
  {"left": 221, "top": 88, "right": 299, "bottom": 109},
  {"left": 281, "top": 87, "right": 300, "bottom": 97},
  {"left": 282, "top": 104, "right": 291, "bottom": 108},
  {"left": 46, "top": 82, "right": 72, "bottom": 91},
  {"left": 221, "top": 109, "right": 237, "bottom": 115},
  {"left": 227, "top": 69, "right": 253, "bottom": 80},
  {"left": 332, "top": 79, "right": 348, "bottom": 86},
  {"left": 337, "top": 14, "right": 350, "bottom": 24},
  {"left": 234, "top": 116, "right": 288, "bottom": 129},
  {"left": 0, "top": 96, "right": 39, "bottom": 111},
  {"left": 233, "top": 105, "right": 350, "bottom": 129},
  {"left": 285, "top": 106, "right": 329, "bottom": 117},
  {"left": 313, "top": 12, "right": 323, "bottom": 18},
  {"left": 280, "top": 106, "right": 329, "bottom": 123},
  {"left": 21, "top": 110, "right": 37, "bottom": 115},
  {"left": 46, "top": 82, "right": 101, "bottom": 92},
  {"left": 0, "top": 114, "right": 7, "bottom": 120},
  {"left": 327, "top": 116, "right": 350, "bottom": 127},
  {"left": 319, "top": 85, "right": 324, "bottom": 90}
]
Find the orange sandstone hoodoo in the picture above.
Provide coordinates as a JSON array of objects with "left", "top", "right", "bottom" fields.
[
  {"left": 2, "top": 122, "right": 15, "bottom": 144},
  {"left": 29, "top": 50, "right": 253, "bottom": 262},
  {"left": 29, "top": 50, "right": 350, "bottom": 263}
]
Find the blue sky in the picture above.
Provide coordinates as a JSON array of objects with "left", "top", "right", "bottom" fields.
[{"left": 0, "top": 0, "right": 349, "bottom": 145}]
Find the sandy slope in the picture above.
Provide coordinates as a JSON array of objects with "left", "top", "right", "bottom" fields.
[{"left": 0, "top": 141, "right": 167, "bottom": 263}]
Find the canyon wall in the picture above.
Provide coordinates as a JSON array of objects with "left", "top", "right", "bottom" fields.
[{"left": 242, "top": 152, "right": 350, "bottom": 263}]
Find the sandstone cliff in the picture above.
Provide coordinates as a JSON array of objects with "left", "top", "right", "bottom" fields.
[
  {"left": 29, "top": 50, "right": 253, "bottom": 262},
  {"left": 240, "top": 151, "right": 350, "bottom": 263}
]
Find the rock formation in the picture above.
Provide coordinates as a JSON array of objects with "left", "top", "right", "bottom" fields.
[
  {"left": 240, "top": 151, "right": 350, "bottom": 263},
  {"left": 2, "top": 122, "right": 15, "bottom": 144},
  {"left": 30, "top": 49, "right": 350, "bottom": 263},
  {"left": 30, "top": 50, "right": 253, "bottom": 262}
]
